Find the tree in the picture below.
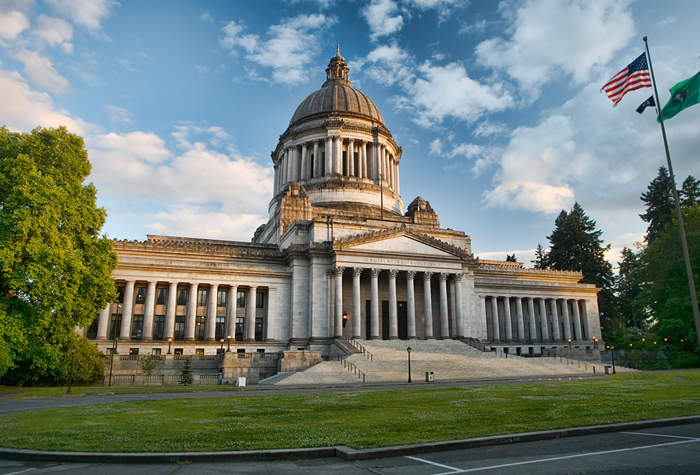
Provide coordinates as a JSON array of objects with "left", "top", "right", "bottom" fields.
[
  {"left": 531, "top": 244, "right": 548, "bottom": 269},
  {"left": 505, "top": 254, "right": 517, "bottom": 262},
  {"left": 544, "top": 203, "right": 620, "bottom": 342},
  {"left": 680, "top": 175, "right": 700, "bottom": 208},
  {"left": 0, "top": 126, "right": 117, "bottom": 384},
  {"left": 616, "top": 247, "right": 644, "bottom": 329},
  {"left": 140, "top": 354, "right": 160, "bottom": 376},
  {"left": 178, "top": 357, "right": 194, "bottom": 386},
  {"left": 636, "top": 205, "right": 700, "bottom": 350},
  {"left": 640, "top": 166, "right": 675, "bottom": 245}
]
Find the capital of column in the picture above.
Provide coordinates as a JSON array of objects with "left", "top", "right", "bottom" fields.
[
  {"left": 423, "top": 271, "right": 433, "bottom": 281},
  {"left": 454, "top": 273, "right": 463, "bottom": 282},
  {"left": 439, "top": 272, "right": 448, "bottom": 282},
  {"left": 406, "top": 270, "right": 416, "bottom": 279},
  {"left": 371, "top": 268, "right": 381, "bottom": 277},
  {"left": 334, "top": 266, "right": 345, "bottom": 276},
  {"left": 353, "top": 267, "right": 363, "bottom": 277},
  {"left": 389, "top": 269, "right": 399, "bottom": 278}
]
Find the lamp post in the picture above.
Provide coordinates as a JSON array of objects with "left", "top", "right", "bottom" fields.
[
  {"left": 226, "top": 335, "right": 232, "bottom": 352},
  {"left": 568, "top": 338, "right": 572, "bottom": 349},
  {"left": 167, "top": 337, "right": 172, "bottom": 355},
  {"left": 220, "top": 338, "right": 224, "bottom": 352},
  {"left": 593, "top": 337, "right": 598, "bottom": 349},
  {"left": 67, "top": 346, "right": 77, "bottom": 394},
  {"left": 342, "top": 311, "right": 348, "bottom": 328},
  {"left": 406, "top": 347, "right": 412, "bottom": 383},
  {"left": 607, "top": 345, "right": 616, "bottom": 374},
  {"left": 108, "top": 337, "right": 119, "bottom": 387}
]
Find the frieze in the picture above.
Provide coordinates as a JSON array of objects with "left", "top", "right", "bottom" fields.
[{"left": 114, "top": 237, "right": 283, "bottom": 260}]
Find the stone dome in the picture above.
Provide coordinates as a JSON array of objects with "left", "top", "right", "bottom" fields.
[{"left": 288, "top": 46, "right": 384, "bottom": 127}]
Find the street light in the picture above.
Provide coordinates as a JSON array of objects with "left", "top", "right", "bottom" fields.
[
  {"left": 568, "top": 338, "right": 572, "bottom": 349},
  {"left": 607, "top": 345, "right": 616, "bottom": 374},
  {"left": 167, "top": 337, "right": 172, "bottom": 355},
  {"left": 67, "top": 346, "right": 77, "bottom": 394},
  {"left": 593, "top": 336, "right": 598, "bottom": 349},
  {"left": 108, "top": 337, "right": 119, "bottom": 387},
  {"left": 342, "top": 311, "right": 348, "bottom": 328},
  {"left": 406, "top": 347, "right": 412, "bottom": 383},
  {"left": 226, "top": 335, "right": 232, "bottom": 352},
  {"left": 220, "top": 338, "right": 225, "bottom": 352}
]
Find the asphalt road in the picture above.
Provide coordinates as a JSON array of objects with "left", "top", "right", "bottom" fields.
[{"left": 0, "top": 423, "right": 698, "bottom": 474}]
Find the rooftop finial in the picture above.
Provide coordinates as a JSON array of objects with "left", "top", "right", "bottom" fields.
[{"left": 335, "top": 44, "right": 340, "bottom": 57}]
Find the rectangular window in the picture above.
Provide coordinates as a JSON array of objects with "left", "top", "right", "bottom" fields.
[
  {"left": 131, "top": 315, "right": 144, "bottom": 340},
  {"left": 256, "top": 291, "right": 264, "bottom": 308},
  {"left": 215, "top": 316, "right": 226, "bottom": 341},
  {"left": 109, "top": 314, "right": 122, "bottom": 340},
  {"left": 216, "top": 348, "right": 225, "bottom": 355},
  {"left": 255, "top": 317, "right": 264, "bottom": 341},
  {"left": 177, "top": 289, "right": 188, "bottom": 306},
  {"left": 321, "top": 151, "right": 326, "bottom": 175},
  {"left": 156, "top": 288, "right": 167, "bottom": 305},
  {"left": 217, "top": 290, "right": 227, "bottom": 308},
  {"left": 195, "top": 315, "right": 206, "bottom": 340},
  {"left": 310, "top": 153, "right": 314, "bottom": 176},
  {"left": 129, "top": 348, "right": 139, "bottom": 355},
  {"left": 174, "top": 315, "right": 185, "bottom": 340},
  {"left": 342, "top": 150, "right": 347, "bottom": 176},
  {"left": 152, "top": 348, "right": 161, "bottom": 356},
  {"left": 195, "top": 348, "right": 204, "bottom": 355},
  {"left": 235, "top": 316, "right": 244, "bottom": 341},
  {"left": 153, "top": 315, "right": 165, "bottom": 340},
  {"left": 135, "top": 287, "right": 146, "bottom": 304},
  {"left": 197, "top": 289, "right": 208, "bottom": 306},
  {"left": 237, "top": 291, "right": 246, "bottom": 308},
  {"left": 174, "top": 348, "right": 183, "bottom": 355}
]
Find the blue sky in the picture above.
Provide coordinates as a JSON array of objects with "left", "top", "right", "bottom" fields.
[{"left": 2, "top": 0, "right": 700, "bottom": 267}]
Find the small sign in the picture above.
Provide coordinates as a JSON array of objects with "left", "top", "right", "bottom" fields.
[{"left": 236, "top": 376, "right": 247, "bottom": 387}]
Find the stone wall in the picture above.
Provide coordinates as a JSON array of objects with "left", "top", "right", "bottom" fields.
[{"left": 278, "top": 350, "right": 322, "bottom": 372}]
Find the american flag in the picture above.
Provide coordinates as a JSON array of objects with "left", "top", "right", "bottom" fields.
[{"left": 601, "top": 53, "right": 651, "bottom": 106}]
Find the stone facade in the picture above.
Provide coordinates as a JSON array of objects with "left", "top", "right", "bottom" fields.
[{"left": 80, "top": 49, "right": 603, "bottom": 382}]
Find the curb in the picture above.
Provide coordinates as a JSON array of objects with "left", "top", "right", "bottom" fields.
[{"left": 0, "top": 415, "right": 698, "bottom": 464}]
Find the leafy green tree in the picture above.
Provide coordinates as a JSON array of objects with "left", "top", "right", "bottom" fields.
[
  {"left": 680, "top": 175, "right": 700, "bottom": 208},
  {"left": 532, "top": 244, "right": 548, "bottom": 269},
  {"left": 636, "top": 206, "right": 700, "bottom": 350},
  {"left": 640, "top": 166, "right": 675, "bottom": 245},
  {"left": 178, "top": 357, "right": 194, "bottom": 386},
  {"left": 0, "top": 126, "right": 117, "bottom": 384},
  {"left": 140, "top": 354, "right": 161, "bottom": 376},
  {"left": 505, "top": 253, "right": 517, "bottom": 262},
  {"left": 543, "top": 203, "right": 620, "bottom": 342},
  {"left": 616, "top": 247, "right": 644, "bottom": 329}
]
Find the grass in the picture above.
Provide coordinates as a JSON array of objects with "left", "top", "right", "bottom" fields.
[
  {"left": 0, "top": 385, "right": 241, "bottom": 399},
  {"left": 0, "top": 372, "right": 699, "bottom": 453}
]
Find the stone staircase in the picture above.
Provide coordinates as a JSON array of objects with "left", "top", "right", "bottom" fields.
[{"left": 269, "top": 361, "right": 364, "bottom": 385}]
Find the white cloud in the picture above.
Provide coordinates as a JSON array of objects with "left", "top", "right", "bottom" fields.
[
  {"left": 473, "top": 120, "right": 508, "bottom": 138},
  {"left": 88, "top": 127, "right": 273, "bottom": 240},
  {"left": 362, "top": 0, "right": 404, "bottom": 41},
  {"left": 406, "top": 0, "right": 469, "bottom": 20},
  {"left": 0, "top": 9, "right": 29, "bottom": 39},
  {"left": 429, "top": 138, "right": 442, "bottom": 156},
  {"left": 103, "top": 104, "right": 132, "bottom": 123},
  {"left": 193, "top": 64, "right": 209, "bottom": 74},
  {"left": 0, "top": 66, "right": 86, "bottom": 134},
  {"left": 200, "top": 12, "right": 213, "bottom": 23},
  {"left": 476, "top": 0, "right": 635, "bottom": 99},
  {"left": 459, "top": 18, "right": 487, "bottom": 35},
  {"left": 220, "top": 14, "right": 336, "bottom": 86},
  {"left": 44, "top": 0, "right": 117, "bottom": 32},
  {"left": 32, "top": 15, "right": 73, "bottom": 52},
  {"left": 363, "top": 43, "right": 412, "bottom": 86},
  {"left": 14, "top": 50, "right": 71, "bottom": 95}
]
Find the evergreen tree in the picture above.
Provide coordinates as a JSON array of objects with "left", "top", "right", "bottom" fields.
[
  {"left": 0, "top": 126, "right": 117, "bottom": 383},
  {"left": 505, "top": 254, "right": 517, "bottom": 262},
  {"left": 640, "top": 167, "right": 675, "bottom": 244},
  {"left": 545, "top": 203, "right": 620, "bottom": 341},
  {"left": 532, "top": 244, "right": 548, "bottom": 269},
  {"left": 178, "top": 357, "right": 194, "bottom": 386},
  {"left": 616, "top": 247, "right": 644, "bottom": 329},
  {"left": 680, "top": 175, "right": 700, "bottom": 208}
]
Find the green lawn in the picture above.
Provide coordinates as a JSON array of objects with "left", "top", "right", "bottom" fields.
[
  {"left": 0, "top": 372, "right": 699, "bottom": 453},
  {"left": 0, "top": 385, "right": 241, "bottom": 399}
]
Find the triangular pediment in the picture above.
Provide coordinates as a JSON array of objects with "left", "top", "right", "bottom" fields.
[{"left": 333, "top": 225, "right": 474, "bottom": 261}]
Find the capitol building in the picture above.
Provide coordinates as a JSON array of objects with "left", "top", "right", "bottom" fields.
[{"left": 83, "top": 49, "right": 602, "bottom": 371}]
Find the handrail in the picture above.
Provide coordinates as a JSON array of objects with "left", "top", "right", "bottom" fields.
[
  {"left": 341, "top": 359, "right": 366, "bottom": 383},
  {"left": 345, "top": 336, "right": 373, "bottom": 361}
]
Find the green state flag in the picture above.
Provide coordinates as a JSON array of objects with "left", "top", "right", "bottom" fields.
[{"left": 659, "top": 71, "right": 700, "bottom": 121}]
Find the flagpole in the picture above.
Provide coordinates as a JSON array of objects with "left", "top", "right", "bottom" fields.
[{"left": 644, "top": 36, "right": 700, "bottom": 344}]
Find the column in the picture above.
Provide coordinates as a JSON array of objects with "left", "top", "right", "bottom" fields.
[
  {"left": 361, "top": 141, "right": 368, "bottom": 178},
  {"left": 515, "top": 297, "right": 525, "bottom": 341},
  {"left": 406, "top": 271, "right": 416, "bottom": 339},
  {"left": 527, "top": 297, "right": 537, "bottom": 340},
  {"left": 186, "top": 283, "right": 198, "bottom": 341},
  {"left": 226, "top": 285, "right": 238, "bottom": 340},
  {"left": 538, "top": 298, "right": 549, "bottom": 341},
  {"left": 206, "top": 284, "right": 218, "bottom": 342},
  {"left": 395, "top": 160, "right": 400, "bottom": 195},
  {"left": 119, "top": 281, "right": 135, "bottom": 340},
  {"left": 439, "top": 273, "right": 449, "bottom": 339},
  {"left": 325, "top": 137, "right": 332, "bottom": 175},
  {"left": 503, "top": 297, "right": 513, "bottom": 340},
  {"left": 352, "top": 268, "right": 362, "bottom": 339},
  {"left": 490, "top": 296, "right": 500, "bottom": 341},
  {"left": 334, "top": 267, "right": 344, "bottom": 338},
  {"left": 96, "top": 303, "right": 110, "bottom": 340},
  {"left": 336, "top": 136, "right": 343, "bottom": 174},
  {"left": 313, "top": 141, "right": 320, "bottom": 178},
  {"left": 273, "top": 164, "right": 279, "bottom": 195},
  {"left": 286, "top": 148, "right": 294, "bottom": 184},
  {"left": 300, "top": 144, "right": 307, "bottom": 181},
  {"left": 579, "top": 300, "right": 589, "bottom": 340},
  {"left": 560, "top": 299, "right": 571, "bottom": 341},
  {"left": 454, "top": 274, "right": 463, "bottom": 338},
  {"left": 165, "top": 282, "right": 177, "bottom": 340},
  {"left": 370, "top": 268, "right": 380, "bottom": 339},
  {"left": 142, "top": 281, "right": 157, "bottom": 341},
  {"left": 388, "top": 269, "right": 398, "bottom": 339},
  {"left": 570, "top": 299, "right": 582, "bottom": 341},
  {"left": 246, "top": 286, "right": 257, "bottom": 341},
  {"left": 423, "top": 272, "right": 434, "bottom": 339},
  {"left": 550, "top": 298, "right": 561, "bottom": 341},
  {"left": 348, "top": 140, "right": 355, "bottom": 177}
]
